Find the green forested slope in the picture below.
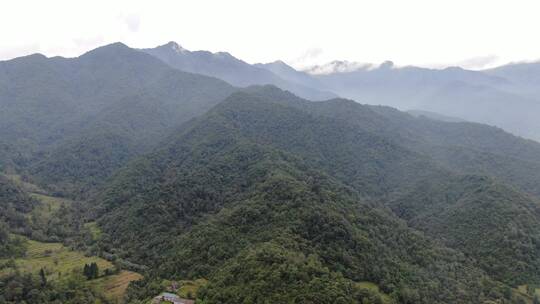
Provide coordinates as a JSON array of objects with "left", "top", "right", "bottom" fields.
[
  {"left": 390, "top": 175, "right": 540, "bottom": 286},
  {"left": 27, "top": 68, "right": 235, "bottom": 198},
  {"left": 254, "top": 85, "right": 540, "bottom": 197},
  {"left": 0, "top": 43, "right": 235, "bottom": 197},
  {"left": 0, "top": 175, "right": 37, "bottom": 234},
  {"left": 94, "top": 89, "right": 532, "bottom": 303}
]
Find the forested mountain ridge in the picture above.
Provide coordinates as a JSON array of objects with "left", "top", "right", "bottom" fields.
[
  {"left": 92, "top": 87, "right": 540, "bottom": 303},
  {"left": 233, "top": 86, "right": 540, "bottom": 197},
  {"left": 0, "top": 42, "right": 236, "bottom": 197}
]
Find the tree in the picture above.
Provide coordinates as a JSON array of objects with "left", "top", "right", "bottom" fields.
[
  {"left": 39, "top": 268, "right": 47, "bottom": 286},
  {"left": 83, "top": 263, "right": 98, "bottom": 280},
  {"left": 83, "top": 264, "right": 90, "bottom": 280},
  {"left": 533, "top": 294, "right": 540, "bottom": 304},
  {"left": 0, "top": 222, "right": 8, "bottom": 245},
  {"left": 503, "top": 287, "right": 513, "bottom": 300},
  {"left": 90, "top": 262, "right": 99, "bottom": 279}
]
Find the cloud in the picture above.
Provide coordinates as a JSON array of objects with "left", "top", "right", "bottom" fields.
[
  {"left": 289, "top": 47, "right": 324, "bottom": 68},
  {"left": 122, "top": 14, "right": 141, "bottom": 32},
  {"left": 302, "top": 60, "right": 374, "bottom": 75},
  {"left": 301, "top": 47, "right": 323, "bottom": 60},
  {"left": 454, "top": 55, "right": 500, "bottom": 70}
]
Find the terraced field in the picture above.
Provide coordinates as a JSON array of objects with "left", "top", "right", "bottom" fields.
[
  {"left": 0, "top": 237, "right": 143, "bottom": 302},
  {"left": 517, "top": 285, "right": 540, "bottom": 304},
  {"left": 0, "top": 175, "right": 143, "bottom": 302},
  {"left": 1, "top": 238, "right": 113, "bottom": 280},
  {"left": 92, "top": 271, "right": 144, "bottom": 302}
]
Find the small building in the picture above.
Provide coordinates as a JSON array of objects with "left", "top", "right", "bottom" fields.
[{"left": 153, "top": 292, "right": 194, "bottom": 304}]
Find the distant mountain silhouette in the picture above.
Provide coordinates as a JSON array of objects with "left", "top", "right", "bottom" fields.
[{"left": 142, "top": 42, "right": 336, "bottom": 101}]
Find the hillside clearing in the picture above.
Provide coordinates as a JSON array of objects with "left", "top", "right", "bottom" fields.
[
  {"left": 92, "top": 271, "right": 144, "bottom": 302},
  {"left": 0, "top": 238, "right": 112, "bottom": 280},
  {"left": 356, "top": 281, "right": 394, "bottom": 304},
  {"left": 0, "top": 237, "right": 142, "bottom": 302}
]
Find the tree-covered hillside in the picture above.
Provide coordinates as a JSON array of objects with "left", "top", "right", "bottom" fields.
[
  {"left": 93, "top": 88, "right": 539, "bottom": 303},
  {"left": 390, "top": 174, "right": 540, "bottom": 285},
  {"left": 0, "top": 43, "right": 235, "bottom": 197},
  {"left": 0, "top": 175, "right": 37, "bottom": 234}
]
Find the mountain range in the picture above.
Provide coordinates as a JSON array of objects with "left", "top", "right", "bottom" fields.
[
  {"left": 142, "top": 42, "right": 336, "bottom": 101},
  {"left": 2, "top": 42, "right": 540, "bottom": 303},
  {"left": 142, "top": 41, "right": 540, "bottom": 141}
]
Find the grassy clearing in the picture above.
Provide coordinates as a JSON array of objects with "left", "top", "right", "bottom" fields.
[
  {"left": 177, "top": 279, "right": 208, "bottom": 299},
  {"left": 0, "top": 238, "right": 112, "bottom": 280},
  {"left": 0, "top": 238, "right": 142, "bottom": 302},
  {"left": 517, "top": 284, "right": 540, "bottom": 296},
  {"left": 1, "top": 175, "right": 142, "bottom": 302},
  {"left": 517, "top": 284, "right": 540, "bottom": 303},
  {"left": 5, "top": 173, "right": 46, "bottom": 194},
  {"left": 6, "top": 174, "right": 70, "bottom": 224},
  {"left": 30, "top": 193, "right": 70, "bottom": 217},
  {"left": 357, "top": 281, "right": 394, "bottom": 304},
  {"left": 92, "top": 271, "right": 143, "bottom": 302}
]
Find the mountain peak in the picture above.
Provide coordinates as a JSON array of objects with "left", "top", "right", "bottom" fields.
[
  {"left": 10, "top": 53, "right": 48, "bottom": 62},
  {"left": 269, "top": 60, "right": 297, "bottom": 70},
  {"left": 163, "top": 41, "right": 189, "bottom": 54},
  {"left": 100, "top": 42, "right": 130, "bottom": 50},
  {"left": 256, "top": 60, "right": 296, "bottom": 72},
  {"left": 80, "top": 42, "right": 133, "bottom": 58},
  {"left": 269, "top": 60, "right": 288, "bottom": 66}
]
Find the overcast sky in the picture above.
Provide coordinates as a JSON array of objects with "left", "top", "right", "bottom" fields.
[{"left": 1, "top": 0, "right": 539, "bottom": 70}]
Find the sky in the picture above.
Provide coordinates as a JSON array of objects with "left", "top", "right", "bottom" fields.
[{"left": 1, "top": 0, "right": 539, "bottom": 70}]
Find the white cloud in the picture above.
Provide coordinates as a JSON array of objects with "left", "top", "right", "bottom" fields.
[
  {"left": 121, "top": 14, "right": 141, "bottom": 33},
  {"left": 452, "top": 55, "right": 501, "bottom": 70}
]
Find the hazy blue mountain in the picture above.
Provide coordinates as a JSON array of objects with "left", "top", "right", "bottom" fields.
[
  {"left": 416, "top": 81, "right": 540, "bottom": 140},
  {"left": 407, "top": 110, "right": 466, "bottom": 122},
  {"left": 485, "top": 61, "right": 540, "bottom": 100},
  {"left": 311, "top": 64, "right": 508, "bottom": 108},
  {"left": 486, "top": 61, "right": 540, "bottom": 86},
  {"left": 142, "top": 42, "right": 540, "bottom": 141},
  {"left": 142, "top": 42, "right": 336, "bottom": 100},
  {"left": 303, "top": 62, "right": 540, "bottom": 141},
  {"left": 254, "top": 60, "right": 329, "bottom": 91}
]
